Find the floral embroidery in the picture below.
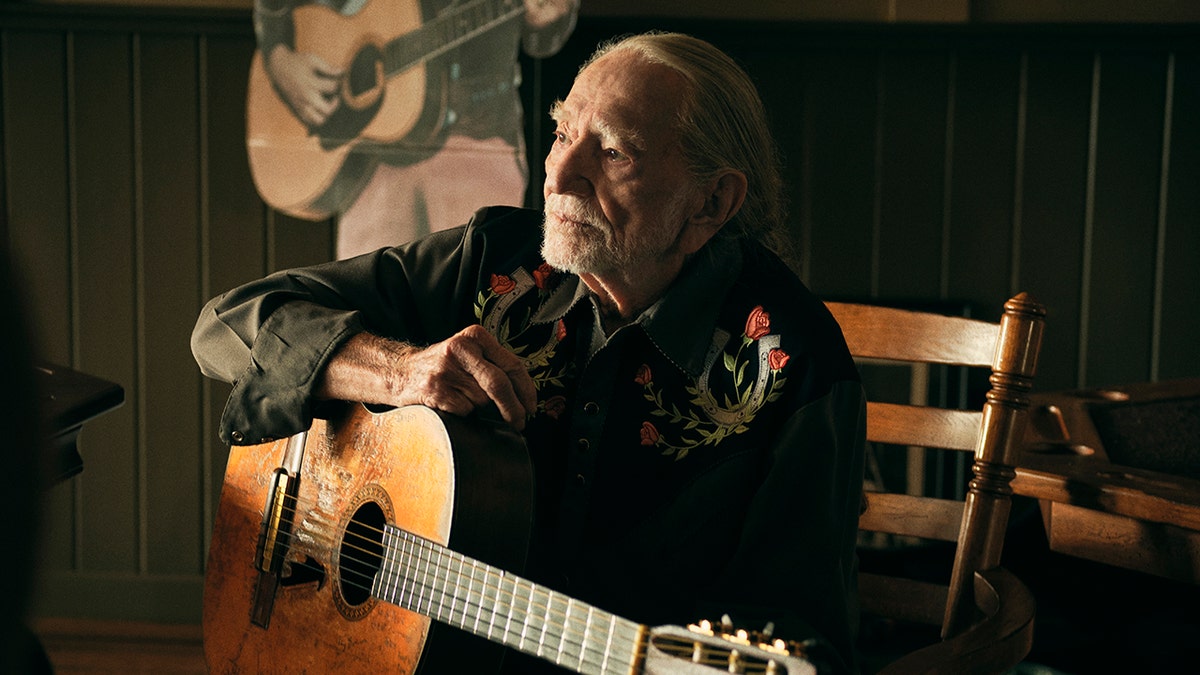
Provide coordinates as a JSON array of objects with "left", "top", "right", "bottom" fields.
[
  {"left": 768, "top": 348, "right": 790, "bottom": 371},
  {"left": 638, "top": 304, "right": 789, "bottom": 461},
  {"left": 474, "top": 265, "right": 571, "bottom": 395},
  {"left": 542, "top": 395, "right": 567, "bottom": 419},
  {"left": 639, "top": 421, "right": 660, "bottom": 446},
  {"left": 745, "top": 305, "right": 771, "bottom": 340},
  {"left": 532, "top": 263, "right": 555, "bottom": 290},
  {"left": 490, "top": 273, "right": 516, "bottom": 295},
  {"left": 634, "top": 364, "right": 652, "bottom": 386}
]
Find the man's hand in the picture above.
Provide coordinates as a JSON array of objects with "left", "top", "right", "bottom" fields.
[
  {"left": 265, "top": 44, "right": 343, "bottom": 127},
  {"left": 317, "top": 327, "right": 538, "bottom": 431},
  {"left": 523, "top": 0, "right": 575, "bottom": 29}
]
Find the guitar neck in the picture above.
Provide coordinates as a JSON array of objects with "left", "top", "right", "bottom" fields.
[
  {"left": 386, "top": 0, "right": 526, "bottom": 77},
  {"left": 373, "top": 524, "right": 647, "bottom": 675}
]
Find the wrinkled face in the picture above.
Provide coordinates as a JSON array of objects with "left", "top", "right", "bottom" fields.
[{"left": 541, "top": 50, "right": 705, "bottom": 275}]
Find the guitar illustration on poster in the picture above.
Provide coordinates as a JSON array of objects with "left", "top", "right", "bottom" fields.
[{"left": 247, "top": 0, "right": 524, "bottom": 220}]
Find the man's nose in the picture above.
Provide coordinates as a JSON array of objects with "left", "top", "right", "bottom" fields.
[{"left": 544, "top": 142, "right": 591, "bottom": 196}]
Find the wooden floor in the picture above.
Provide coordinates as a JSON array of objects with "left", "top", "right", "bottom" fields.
[{"left": 33, "top": 618, "right": 205, "bottom": 674}]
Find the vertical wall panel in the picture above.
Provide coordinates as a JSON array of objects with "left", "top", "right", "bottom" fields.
[
  {"left": 139, "top": 33, "right": 204, "bottom": 575},
  {"left": 202, "top": 34, "right": 263, "bottom": 536},
  {"left": 1085, "top": 51, "right": 1168, "bottom": 386},
  {"left": 945, "top": 48, "right": 1022, "bottom": 313},
  {"left": 2, "top": 31, "right": 72, "bottom": 363},
  {"left": 1016, "top": 48, "right": 1093, "bottom": 391},
  {"left": 745, "top": 41, "right": 807, "bottom": 273},
  {"left": 71, "top": 31, "right": 139, "bottom": 573},
  {"left": 3, "top": 29, "right": 76, "bottom": 571},
  {"left": 1157, "top": 52, "right": 1200, "bottom": 380},
  {"left": 804, "top": 49, "right": 879, "bottom": 297},
  {"left": 877, "top": 48, "right": 951, "bottom": 300}
]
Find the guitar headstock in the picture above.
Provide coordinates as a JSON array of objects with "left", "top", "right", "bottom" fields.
[{"left": 646, "top": 616, "right": 817, "bottom": 674}]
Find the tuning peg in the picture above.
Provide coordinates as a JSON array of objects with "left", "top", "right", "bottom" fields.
[{"left": 761, "top": 621, "right": 775, "bottom": 639}]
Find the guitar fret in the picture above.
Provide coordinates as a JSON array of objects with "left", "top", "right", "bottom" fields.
[
  {"left": 424, "top": 542, "right": 440, "bottom": 621},
  {"left": 419, "top": 537, "right": 434, "bottom": 617},
  {"left": 402, "top": 530, "right": 417, "bottom": 610},
  {"left": 484, "top": 564, "right": 498, "bottom": 641},
  {"left": 548, "top": 593, "right": 568, "bottom": 664},
  {"left": 450, "top": 550, "right": 467, "bottom": 628},
  {"left": 499, "top": 572, "right": 517, "bottom": 647},
  {"left": 469, "top": 558, "right": 484, "bottom": 634},
  {"left": 534, "top": 586, "right": 550, "bottom": 659}
]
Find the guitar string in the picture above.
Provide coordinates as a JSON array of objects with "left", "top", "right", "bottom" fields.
[
  {"left": 263, "top": 494, "right": 783, "bottom": 673},
  {"left": 381, "top": 527, "right": 650, "bottom": 675},
  {"left": 266, "top": 494, "right": 653, "bottom": 672}
]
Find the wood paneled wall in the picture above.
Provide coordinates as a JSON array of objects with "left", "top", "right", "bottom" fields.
[{"left": 1, "top": 6, "right": 1197, "bottom": 625}]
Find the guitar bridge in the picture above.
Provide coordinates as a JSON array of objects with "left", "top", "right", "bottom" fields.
[{"left": 250, "top": 431, "right": 308, "bottom": 628}]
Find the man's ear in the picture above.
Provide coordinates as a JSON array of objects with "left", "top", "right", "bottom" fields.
[{"left": 679, "top": 170, "right": 748, "bottom": 255}]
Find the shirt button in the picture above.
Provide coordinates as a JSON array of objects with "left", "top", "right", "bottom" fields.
[
  {"left": 230, "top": 430, "right": 244, "bottom": 443},
  {"left": 577, "top": 438, "right": 590, "bottom": 452},
  {"left": 574, "top": 473, "right": 586, "bottom": 486},
  {"left": 583, "top": 401, "right": 600, "bottom": 415}
]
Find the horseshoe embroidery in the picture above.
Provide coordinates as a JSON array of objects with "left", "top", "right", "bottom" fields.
[{"left": 638, "top": 305, "right": 789, "bottom": 461}]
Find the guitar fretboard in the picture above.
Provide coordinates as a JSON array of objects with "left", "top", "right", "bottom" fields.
[
  {"left": 372, "top": 524, "right": 646, "bottom": 675},
  {"left": 386, "top": 0, "right": 525, "bottom": 76}
]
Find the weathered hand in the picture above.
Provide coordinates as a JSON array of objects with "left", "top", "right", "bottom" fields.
[
  {"left": 319, "top": 328, "right": 537, "bottom": 431},
  {"left": 392, "top": 325, "right": 538, "bottom": 430}
]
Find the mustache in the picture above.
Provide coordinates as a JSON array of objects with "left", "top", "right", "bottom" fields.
[{"left": 544, "top": 194, "right": 609, "bottom": 229}]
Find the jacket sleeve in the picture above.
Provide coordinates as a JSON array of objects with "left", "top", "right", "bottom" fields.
[{"left": 190, "top": 223, "right": 478, "bottom": 446}]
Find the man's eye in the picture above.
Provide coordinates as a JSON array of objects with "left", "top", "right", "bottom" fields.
[{"left": 603, "top": 148, "right": 625, "bottom": 160}]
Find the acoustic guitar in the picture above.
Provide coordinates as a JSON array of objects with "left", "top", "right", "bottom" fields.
[
  {"left": 203, "top": 404, "right": 816, "bottom": 674},
  {"left": 246, "top": 0, "right": 525, "bottom": 220}
]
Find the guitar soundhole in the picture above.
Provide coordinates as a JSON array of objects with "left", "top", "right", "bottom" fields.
[{"left": 338, "top": 500, "right": 386, "bottom": 608}]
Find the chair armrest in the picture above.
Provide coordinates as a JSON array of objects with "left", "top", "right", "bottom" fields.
[{"left": 876, "top": 568, "right": 1035, "bottom": 675}]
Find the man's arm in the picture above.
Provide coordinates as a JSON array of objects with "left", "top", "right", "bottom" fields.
[
  {"left": 316, "top": 328, "right": 536, "bottom": 430},
  {"left": 190, "top": 215, "right": 533, "bottom": 445}
]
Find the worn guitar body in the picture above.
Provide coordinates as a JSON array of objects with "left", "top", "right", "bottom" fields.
[
  {"left": 205, "top": 404, "right": 817, "bottom": 674},
  {"left": 203, "top": 404, "right": 532, "bottom": 674}
]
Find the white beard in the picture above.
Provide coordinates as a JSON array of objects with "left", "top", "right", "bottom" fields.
[{"left": 540, "top": 193, "right": 688, "bottom": 274}]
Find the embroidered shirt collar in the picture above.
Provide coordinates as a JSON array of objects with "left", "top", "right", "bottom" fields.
[{"left": 531, "top": 235, "right": 744, "bottom": 379}]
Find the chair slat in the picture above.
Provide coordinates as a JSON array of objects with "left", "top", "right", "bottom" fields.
[
  {"left": 866, "top": 402, "right": 981, "bottom": 451},
  {"left": 827, "top": 302, "right": 999, "bottom": 366},
  {"left": 859, "top": 492, "right": 965, "bottom": 542}
]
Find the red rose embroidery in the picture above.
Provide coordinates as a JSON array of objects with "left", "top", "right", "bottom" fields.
[
  {"left": 639, "top": 421, "right": 659, "bottom": 446},
  {"left": 532, "top": 263, "right": 554, "bottom": 289},
  {"left": 490, "top": 274, "right": 516, "bottom": 295},
  {"left": 745, "top": 305, "right": 771, "bottom": 340},
  {"left": 556, "top": 319, "right": 568, "bottom": 341},
  {"left": 634, "top": 364, "right": 652, "bottom": 386},
  {"left": 768, "top": 348, "right": 790, "bottom": 371},
  {"left": 542, "top": 395, "right": 567, "bottom": 419}
]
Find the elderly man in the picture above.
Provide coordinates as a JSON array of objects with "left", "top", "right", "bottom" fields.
[{"left": 193, "top": 32, "right": 865, "bottom": 674}]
